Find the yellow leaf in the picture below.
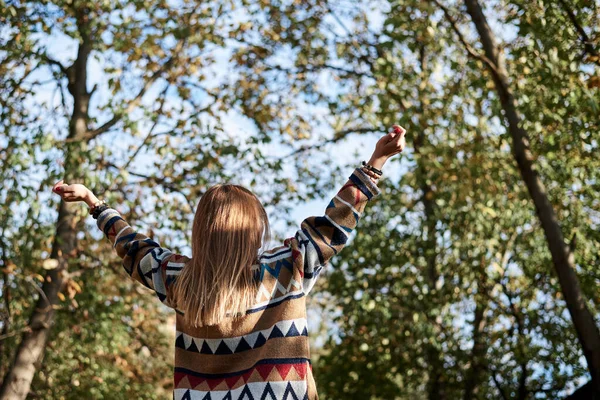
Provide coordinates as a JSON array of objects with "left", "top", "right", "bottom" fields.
[
  {"left": 42, "top": 259, "right": 59, "bottom": 270},
  {"left": 70, "top": 280, "right": 82, "bottom": 294}
]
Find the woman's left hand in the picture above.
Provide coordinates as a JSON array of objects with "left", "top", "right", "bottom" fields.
[{"left": 52, "top": 180, "right": 98, "bottom": 206}]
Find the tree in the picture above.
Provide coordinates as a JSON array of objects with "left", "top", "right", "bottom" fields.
[
  {"left": 2, "top": 0, "right": 598, "bottom": 398},
  {"left": 447, "top": 0, "right": 600, "bottom": 394},
  {"left": 0, "top": 1, "right": 301, "bottom": 398},
  {"left": 222, "top": 0, "right": 599, "bottom": 398}
]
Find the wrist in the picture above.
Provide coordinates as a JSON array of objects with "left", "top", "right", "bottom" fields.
[
  {"left": 367, "top": 155, "right": 387, "bottom": 170},
  {"left": 84, "top": 190, "right": 100, "bottom": 208}
]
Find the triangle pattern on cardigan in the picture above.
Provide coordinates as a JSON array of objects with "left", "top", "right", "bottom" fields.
[
  {"left": 183, "top": 334, "right": 192, "bottom": 349},
  {"left": 181, "top": 390, "right": 192, "bottom": 400},
  {"left": 260, "top": 383, "right": 277, "bottom": 400},
  {"left": 286, "top": 322, "right": 300, "bottom": 337},
  {"left": 188, "top": 374, "right": 205, "bottom": 388},
  {"left": 235, "top": 337, "right": 252, "bottom": 353},
  {"left": 256, "top": 364, "right": 275, "bottom": 381},
  {"left": 173, "top": 374, "right": 310, "bottom": 399},
  {"left": 244, "top": 331, "right": 260, "bottom": 348},
  {"left": 193, "top": 338, "right": 204, "bottom": 351},
  {"left": 205, "top": 338, "right": 220, "bottom": 354},
  {"left": 187, "top": 339, "right": 199, "bottom": 353},
  {"left": 223, "top": 337, "right": 242, "bottom": 353},
  {"left": 237, "top": 385, "right": 255, "bottom": 400},
  {"left": 253, "top": 332, "right": 267, "bottom": 348},
  {"left": 224, "top": 376, "right": 243, "bottom": 390},
  {"left": 176, "top": 318, "right": 309, "bottom": 355},
  {"left": 268, "top": 325, "right": 284, "bottom": 339},
  {"left": 215, "top": 341, "right": 233, "bottom": 355},
  {"left": 275, "top": 364, "right": 293, "bottom": 380},
  {"left": 222, "top": 392, "right": 233, "bottom": 400},
  {"left": 282, "top": 382, "right": 300, "bottom": 400},
  {"left": 200, "top": 341, "right": 214, "bottom": 355},
  {"left": 201, "top": 392, "right": 212, "bottom": 400},
  {"left": 175, "top": 333, "right": 186, "bottom": 349}
]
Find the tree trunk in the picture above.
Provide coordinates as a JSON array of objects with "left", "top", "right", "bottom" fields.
[
  {"left": 463, "top": 275, "right": 487, "bottom": 400},
  {"left": 0, "top": 26, "right": 91, "bottom": 399},
  {"left": 565, "top": 382, "right": 594, "bottom": 400},
  {"left": 412, "top": 46, "right": 447, "bottom": 400},
  {"left": 463, "top": 0, "right": 600, "bottom": 396}
]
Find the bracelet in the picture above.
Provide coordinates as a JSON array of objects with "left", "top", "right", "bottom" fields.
[
  {"left": 360, "top": 167, "right": 381, "bottom": 185},
  {"left": 361, "top": 167, "right": 380, "bottom": 180},
  {"left": 88, "top": 200, "right": 106, "bottom": 212},
  {"left": 89, "top": 200, "right": 107, "bottom": 216},
  {"left": 361, "top": 161, "right": 383, "bottom": 176},
  {"left": 92, "top": 204, "right": 109, "bottom": 220}
]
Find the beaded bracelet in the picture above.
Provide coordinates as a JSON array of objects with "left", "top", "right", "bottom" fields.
[
  {"left": 361, "top": 161, "right": 383, "bottom": 176},
  {"left": 89, "top": 200, "right": 108, "bottom": 219},
  {"left": 360, "top": 166, "right": 381, "bottom": 184},
  {"left": 91, "top": 204, "right": 109, "bottom": 220},
  {"left": 88, "top": 200, "right": 106, "bottom": 214}
]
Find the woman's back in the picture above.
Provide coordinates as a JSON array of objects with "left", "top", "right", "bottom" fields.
[
  {"left": 172, "top": 244, "right": 314, "bottom": 399},
  {"left": 93, "top": 165, "right": 382, "bottom": 399}
]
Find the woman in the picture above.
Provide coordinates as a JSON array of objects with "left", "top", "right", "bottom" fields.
[{"left": 52, "top": 126, "right": 406, "bottom": 400}]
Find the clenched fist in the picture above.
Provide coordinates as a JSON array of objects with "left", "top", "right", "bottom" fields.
[
  {"left": 52, "top": 180, "right": 99, "bottom": 207},
  {"left": 368, "top": 125, "right": 407, "bottom": 170}
]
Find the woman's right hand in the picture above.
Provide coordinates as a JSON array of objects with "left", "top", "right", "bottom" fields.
[
  {"left": 367, "top": 125, "right": 407, "bottom": 169},
  {"left": 52, "top": 180, "right": 99, "bottom": 207}
]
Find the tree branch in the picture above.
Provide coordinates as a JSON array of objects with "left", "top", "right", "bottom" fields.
[
  {"left": 283, "top": 126, "right": 382, "bottom": 158},
  {"left": 557, "top": 0, "right": 600, "bottom": 65},
  {"left": 100, "top": 161, "right": 195, "bottom": 210},
  {"left": 65, "top": 41, "right": 187, "bottom": 144},
  {"left": 491, "top": 372, "right": 510, "bottom": 400},
  {"left": 38, "top": 52, "right": 69, "bottom": 77},
  {"left": 431, "top": 0, "right": 501, "bottom": 76},
  {"left": 0, "top": 326, "right": 32, "bottom": 342},
  {"left": 265, "top": 61, "right": 375, "bottom": 80},
  {"left": 118, "top": 84, "right": 171, "bottom": 174}
]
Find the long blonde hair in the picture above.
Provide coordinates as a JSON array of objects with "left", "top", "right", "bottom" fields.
[{"left": 174, "top": 184, "right": 270, "bottom": 327}]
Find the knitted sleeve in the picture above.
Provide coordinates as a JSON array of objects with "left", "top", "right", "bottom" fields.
[
  {"left": 289, "top": 167, "right": 381, "bottom": 294},
  {"left": 96, "top": 208, "right": 186, "bottom": 308}
]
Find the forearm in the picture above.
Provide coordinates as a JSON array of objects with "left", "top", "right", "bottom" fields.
[
  {"left": 294, "top": 166, "right": 381, "bottom": 294},
  {"left": 96, "top": 206, "right": 181, "bottom": 305},
  {"left": 366, "top": 155, "right": 388, "bottom": 171},
  {"left": 299, "top": 167, "right": 381, "bottom": 261},
  {"left": 83, "top": 189, "right": 100, "bottom": 208}
]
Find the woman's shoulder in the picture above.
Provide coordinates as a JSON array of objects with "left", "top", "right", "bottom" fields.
[{"left": 257, "top": 243, "right": 294, "bottom": 264}]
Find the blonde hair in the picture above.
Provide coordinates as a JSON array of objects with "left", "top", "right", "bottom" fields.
[{"left": 174, "top": 184, "right": 270, "bottom": 327}]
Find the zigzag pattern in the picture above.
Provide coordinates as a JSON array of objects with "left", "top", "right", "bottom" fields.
[
  {"left": 176, "top": 318, "right": 308, "bottom": 354},
  {"left": 174, "top": 381, "right": 309, "bottom": 400},
  {"left": 257, "top": 258, "right": 294, "bottom": 281},
  {"left": 175, "top": 359, "right": 312, "bottom": 399},
  {"left": 251, "top": 258, "right": 303, "bottom": 308}
]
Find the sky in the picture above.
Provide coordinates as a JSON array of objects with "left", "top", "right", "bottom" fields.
[
  {"left": 6, "top": 2, "right": 588, "bottom": 395},
  {"left": 28, "top": 4, "right": 404, "bottom": 243},
  {"left": 20, "top": 4, "right": 404, "bottom": 355}
]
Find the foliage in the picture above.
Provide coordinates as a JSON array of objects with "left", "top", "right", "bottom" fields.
[
  {"left": 224, "top": 0, "right": 600, "bottom": 398},
  {"left": 1, "top": 0, "right": 599, "bottom": 399}
]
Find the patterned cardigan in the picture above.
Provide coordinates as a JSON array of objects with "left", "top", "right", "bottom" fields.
[{"left": 96, "top": 168, "right": 381, "bottom": 400}]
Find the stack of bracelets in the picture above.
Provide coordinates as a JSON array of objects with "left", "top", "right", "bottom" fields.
[
  {"left": 361, "top": 161, "right": 383, "bottom": 184},
  {"left": 90, "top": 200, "right": 109, "bottom": 220}
]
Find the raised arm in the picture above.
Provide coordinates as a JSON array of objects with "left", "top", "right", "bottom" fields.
[
  {"left": 52, "top": 182, "right": 185, "bottom": 308},
  {"left": 286, "top": 126, "right": 407, "bottom": 294}
]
